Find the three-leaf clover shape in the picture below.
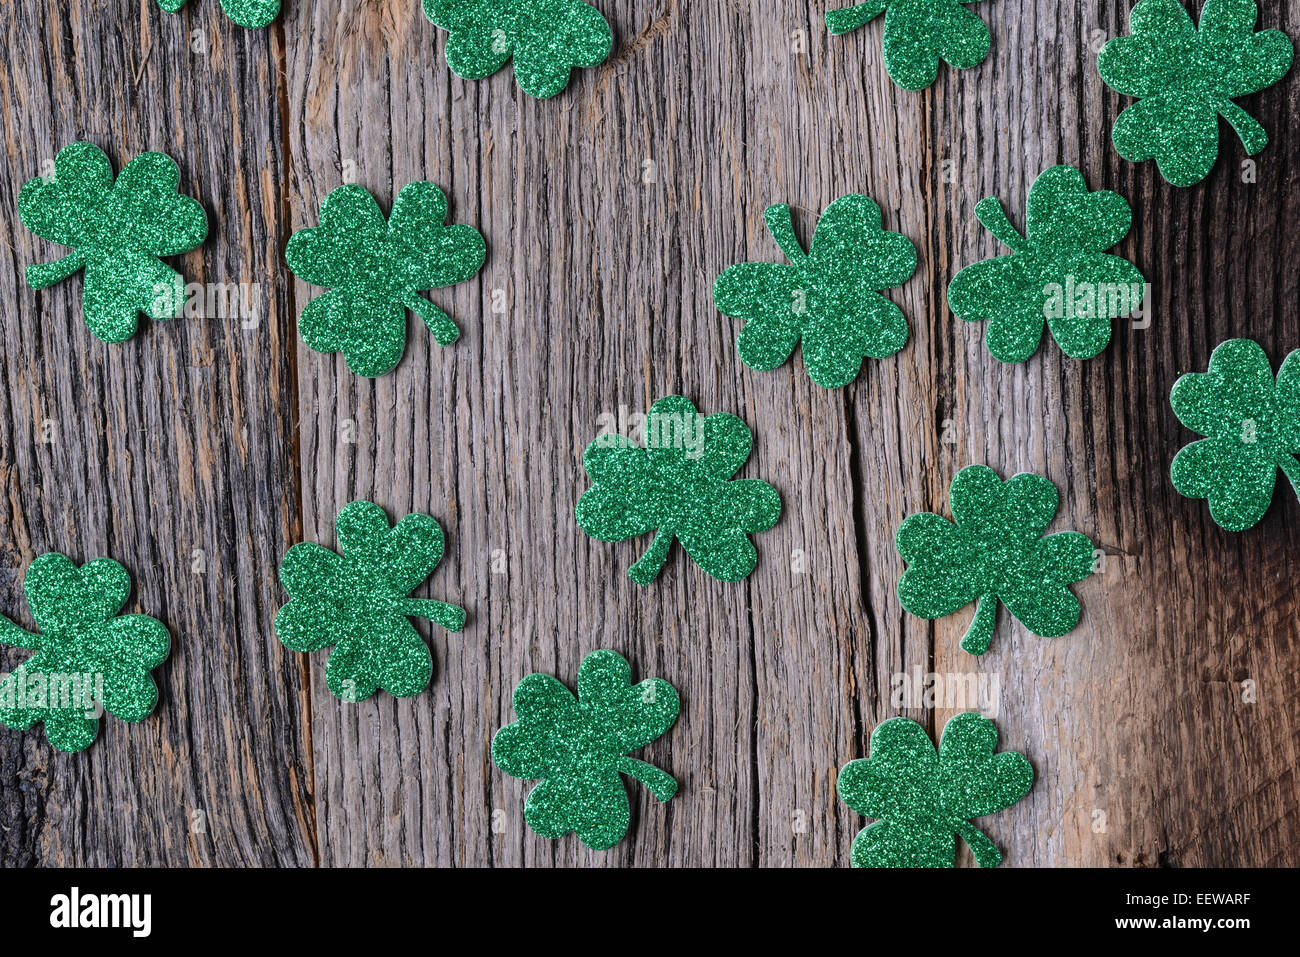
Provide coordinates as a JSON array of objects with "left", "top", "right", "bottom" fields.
[
  {"left": 19, "top": 141, "right": 209, "bottom": 343},
  {"left": 0, "top": 554, "right": 170, "bottom": 753},
  {"left": 1170, "top": 338, "right": 1300, "bottom": 531},
  {"left": 837, "top": 713, "right": 1033, "bottom": 867},
  {"left": 275, "top": 500, "right": 467, "bottom": 701},
  {"left": 896, "top": 465, "right": 1096, "bottom": 655},
  {"left": 713, "top": 195, "right": 917, "bottom": 388},
  {"left": 825, "top": 0, "right": 994, "bottom": 90},
  {"left": 425, "top": 0, "right": 613, "bottom": 99},
  {"left": 285, "top": 182, "right": 486, "bottom": 378},
  {"left": 155, "top": 0, "right": 281, "bottom": 28},
  {"left": 947, "top": 165, "right": 1146, "bottom": 363},
  {"left": 574, "top": 396, "right": 782, "bottom": 585},
  {"left": 492, "top": 649, "right": 679, "bottom": 850},
  {"left": 1097, "top": 0, "right": 1294, "bottom": 187}
]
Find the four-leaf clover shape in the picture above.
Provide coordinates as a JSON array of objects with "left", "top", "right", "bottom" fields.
[
  {"left": 575, "top": 396, "right": 782, "bottom": 585},
  {"left": 19, "top": 141, "right": 209, "bottom": 343},
  {"left": 0, "top": 554, "right": 171, "bottom": 753},
  {"left": 1171, "top": 338, "right": 1300, "bottom": 531},
  {"left": 425, "top": 0, "right": 613, "bottom": 99},
  {"left": 838, "top": 713, "right": 1034, "bottom": 867},
  {"left": 714, "top": 195, "right": 917, "bottom": 388},
  {"left": 1097, "top": 0, "right": 1294, "bottom": 187},
  {"left": 896, "top": 465, "right": 1096, "bottom": 655},
  {"left": 155, "top": 0, "right": 281, "bottom": 28},
  {"left": 826, "top": 0, "right": 994, "bottom": 90},
  {"left": 275, "top": 500, "right": 467, "bottom": 701},
  {"left": 493, "top": 649, "right": 679, "bottom": 850},
  {"left": 948, "top": 165, "right": 1146, "bottom": 364},
  {"left": 286, "top": 182, "right": 486, "bottom": 378}
]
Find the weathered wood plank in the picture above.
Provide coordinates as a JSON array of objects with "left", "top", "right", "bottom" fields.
[
  {"left": 924, "top": 0, "right": 1300, "bottom": 867},
  {"left": 0, "top": 3, "right": 314, "bottom": 866}
]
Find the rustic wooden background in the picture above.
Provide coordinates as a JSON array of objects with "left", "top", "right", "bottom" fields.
[{"left": 0, "top": 0, "right": 1295, "bottom": 867}]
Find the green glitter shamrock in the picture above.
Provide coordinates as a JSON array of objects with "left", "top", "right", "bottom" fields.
[
  {"left": 0, "top": 554, "right": 170, "bottom": 753},
  {"left": 947, "top": 165, "right": 1146, "bottom": 363},
  {"left": 1170, "top": 338, "right": 1300, "bottom": 531},
  {"left": 493, "top": 649, "right": 679, "bottom": 850},
  {"left": 713, "top": 195, "right": 917, "bottom": 388},
  {"left": 285, "top": 182, "right": 486, "bottom": 378},
  {"left": 837, "top": 713, "right": 1033, "bottom": 867},
  {"left": 825, "top": 0, "right": 994, "bottom": 90},
  {"left": 1097, "top": 0, "right": 1294, "bottom": 187},
  {"left": 896, "top": 465, "right": 1096, "bottom": 655},
  {"left": 274, "top": 500, "right": 467, "bottom": 702},
  {"left": 19, "top": 141, "right": 209, "bottom": 344},
  {"left": 155, "top": 0, "right": 281, "bottom": 28},
  {"left": 424, "top": 0, "right": 613, "bottom": 99},
  {"left": 574, "top": 396, "right": 782, "bottom": 586}
]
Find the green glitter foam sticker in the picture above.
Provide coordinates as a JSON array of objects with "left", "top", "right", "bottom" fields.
[
  {"left": 19, "top": 141, "right": 209, "bottom": 344},
  {"left": 493, "top": 649, "right": 679, "bottom": 850},
  {"left": 713, "top": 194, "right": 917, "bottom": 389},
  {"left": 574, "top": 395, "right": 782, "bottom": 586},
  {"left": 275, "top": 500, "right": 467, "bottom": 702},
  {"left": 285, "top": 182, "right": 486, "bottom": 378},
  {"left": 424, "top": 0, "right": 613, "bottom": 99},
  {"left": 1097, "top": 0, "right": 1293, "bottom": 187},
  {"left": 155, "top": 0, "right": 281, "bottom": 28},
  {"left": 825, "top": 0, "right": 994, "bottom": 91},
  {"left": 896, "top": 465, "right": 1096, "bottom": 655},
  {"left": 947, "top": 165, "right": 1146, "bottom": 364},
  {"left": 1170, "top": 338, "right": 1300, "bottom": 531},
  {"left": 0, "top": 553, "right": 171, "bottom": 753},
  {"left": 838, "top": 713, "right": 1033, "bottom": 867}
]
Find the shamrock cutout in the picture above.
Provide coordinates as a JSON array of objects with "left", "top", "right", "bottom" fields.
[
  {"left": 713, "top": 195, "right": 917, "bottom": 388},
  {"left": 896, "top": 465, "right": 1096, "bottom": 655},
  {"left": 574, "top": 396, "right": 782, "bottom": 585},
  {"left": 155, "top": 0, "right": 281, "bottom": 28},
  {"left": 825, "top": 0, "right": 993, "bottom": 90},
  {"left": 837, "top": 713, "right": 1033, "bottom": 867},
  {"left": 1170, "top": 339, "right": 1300, "bottom": 531},
  {"left": 493, "top": 649, "right": 679, "bottom": 850},
  {"left": 424, "top": 0, "right": 613, "bottom": 99},
  {"left": 947, "top": 165, "right": 1146, "bottom": 363},
  {"left": 285, "top": 182, "right": 486, "bottom": 378},
  {"left": 0, "top": 554, "right": 170, "bottom": 753},
  {"left": 275, "top": 500, "right": 467, "bottom": 701},
  {"left": 1097, "top": 0, "right": 1294, "bottom": 187},
  {"left": 19, "top": 142, "right": 208, "bottom": 344}
]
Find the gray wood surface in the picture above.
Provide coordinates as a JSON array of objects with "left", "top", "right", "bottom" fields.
[{"left": 0, "top": 0, "right": 1296, "bottom": 867}]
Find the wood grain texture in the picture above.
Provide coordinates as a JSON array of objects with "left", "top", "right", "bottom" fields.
[
  {"left": 1, "top": 0, "right": 1297, "bottom": 867},
  {"left": 0, "top": 1, "right": 314, "bottom": 866}
]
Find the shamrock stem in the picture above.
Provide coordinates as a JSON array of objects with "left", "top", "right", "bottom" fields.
[
  {"left": 398, "top": 599, "right": 467, "bottom": 632},
  {"left": 1219, "top": 101, "right": 1268, "bottom": 156},
  {"left": 628, "top": 529, "right": 674, "bottom": 586},
  {"left": 953, "top": 820, "right": 1003, "bottom": 867},
  {"left": 1277, "top": 454, "right": 1300, "bottom": 500},
  {"left": 974, "top": 197, "right": 1031, "bottom": 254},
  {"left": 825, "top": 1, "right": 888, "bottom": 34},
  {"left": 26, "top": 252, "right": 87, "bottom": 289},
  {"left": 960, "top": 594, "right": 998, "bottom": 656},
  {"left": 401, "top": 293, "right": 461, "bottom": 347},
  {"left": 0, "top": 613, "right": 40, "bottom": 651},
  {"left": 762, "top": 204, "right": 808, "bottom": 265},
  {"left": 616, "top": 757, "right": 679, "bottom": 802}
]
